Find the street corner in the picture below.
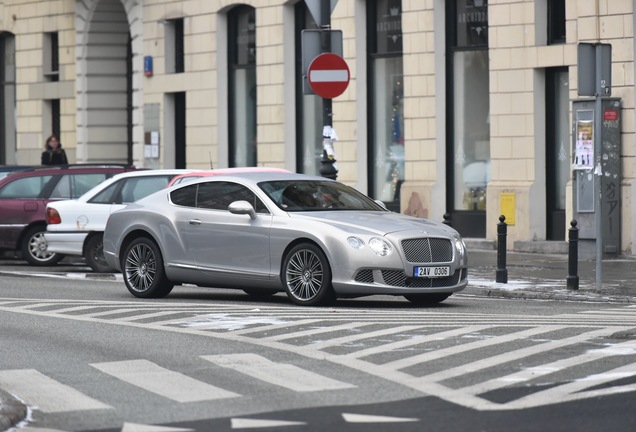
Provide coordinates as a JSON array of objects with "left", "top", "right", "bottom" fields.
[{"left": 0, "top": 388, "right": 28, "bottom": 431}]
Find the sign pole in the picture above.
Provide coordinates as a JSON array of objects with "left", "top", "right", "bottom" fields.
[
  {"left": 594, "top": 44, "right": 603, "bottom": 290},
  {"left": 318, "top": 0, "right": 338, "bottom": 179}
]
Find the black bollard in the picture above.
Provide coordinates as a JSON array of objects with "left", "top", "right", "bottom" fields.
[
  {"left": 443, "top": 213, "right": 452, "bottom": 227},
  {"left": 567, "top": 220, "right": 579, "bottom": 290},
  {"left": 496, "top": 215, "right": 508, "bottom": 283}
]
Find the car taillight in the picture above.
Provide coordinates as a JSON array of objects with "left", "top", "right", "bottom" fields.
[{"left": 46, "top": 207, "right": 62, "bottom": 224}]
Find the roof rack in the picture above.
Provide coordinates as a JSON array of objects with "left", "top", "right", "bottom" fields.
[{"left": 18, "top": 164, "right": 137, "bottom": 173}]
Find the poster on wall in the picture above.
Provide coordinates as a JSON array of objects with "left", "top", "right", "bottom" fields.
[{"left": 573, "top": 120, "right": 593, "bottom": 170}]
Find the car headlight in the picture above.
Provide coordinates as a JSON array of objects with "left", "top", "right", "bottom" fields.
[
  {"left": 369, "top": 237, "right": 392, "bottom": 256},
  {"left": 454, "top": 237, "right": 466, "bottom": 258},
  {"left": 347, "top": 236, "right": 365, "bottom": 249}
]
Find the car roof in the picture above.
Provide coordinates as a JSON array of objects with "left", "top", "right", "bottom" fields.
[
  {"left": 167, "top": 167, "right": 292, "bottom": 186},
  {"left": 109, "top": 168, "right": 199, "bottom": 180},
  {"left": 171, "top": 171, "right": 331, "bottom": 186},
  {"left": 0, "top": 164, "right": 139, "bottom": 186}
]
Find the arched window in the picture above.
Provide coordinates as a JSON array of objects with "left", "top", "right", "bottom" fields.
[
  {"left": 367, "top": 0, "right": 404, "bottom": 211},
  {"left": 228, "top": 6, "right": 257, "bottom": 167}
]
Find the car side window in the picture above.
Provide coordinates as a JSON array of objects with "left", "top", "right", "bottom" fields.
[
  {"left": 121, "top": 176, "right": 171, "bottom": 203},
  {"left": 0, "top": 176, "right": 52, "bottom": 198},
  {"left": 90, "top": 181, "right": 120, "bottom": 204},
  {"left": 170, "top": 184, "right": 197, "bottom": 207},
  {"left": 50, "top": 173, "right": 108, "bottom": 199},
  {"left": 196, "top": 181, "right": 268, "bottom": 213}
]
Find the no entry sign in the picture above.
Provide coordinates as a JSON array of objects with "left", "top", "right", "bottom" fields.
[{"left": 307, "top": 53, "right": 350, "bottom": 99}]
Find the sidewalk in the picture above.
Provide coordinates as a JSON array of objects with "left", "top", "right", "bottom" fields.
[{"left": 465, "top": 248, "right": 636, "bottom": 303}]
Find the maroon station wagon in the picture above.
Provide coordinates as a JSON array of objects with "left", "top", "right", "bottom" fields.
[{"left": 0, "top": 164, "right": 139, "bottom": 265}]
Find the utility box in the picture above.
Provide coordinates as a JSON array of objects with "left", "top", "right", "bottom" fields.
[{"left": 572, "top": 98, "right": 621, "bottom": 258}]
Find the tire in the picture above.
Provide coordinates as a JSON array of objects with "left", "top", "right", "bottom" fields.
[
  {"left": 21, "top": 225, "right": 64, "bottom": 266},
  {"left": 122, "top": 237, "right": 174, "bottom": 298},
  {"left": 243, "top": 288, "right": 279, "bottom": 297},
  {"left": 282, "top": 243, "right": 335, "bottom": 306},
  {"left": 404, "top": 293, "right": 451, "bottom": 306},
  {"left": 84, "top": 234, "right": 115, "bottom": 273}
]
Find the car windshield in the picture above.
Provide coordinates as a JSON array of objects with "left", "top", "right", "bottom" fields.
[{"left": 259, "top": 180, "right": 385, "bottom": 212}]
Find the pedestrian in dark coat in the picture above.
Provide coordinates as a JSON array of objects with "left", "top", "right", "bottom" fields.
[{"left": 41, "top": 134, "right": 68, "bottom": 165}]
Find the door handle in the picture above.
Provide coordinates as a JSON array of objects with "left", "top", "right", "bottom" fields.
[{"left": 188, "top": 219, "right": 202, "bottom": 225}]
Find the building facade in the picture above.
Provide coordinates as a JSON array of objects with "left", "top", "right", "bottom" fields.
[{"left": 1, "top": 0, "right": 635, "bottom": 254}]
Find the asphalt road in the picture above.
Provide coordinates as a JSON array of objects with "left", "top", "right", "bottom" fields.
[{"left": 1, "top": 260, "right": 636, "bottom": 432}]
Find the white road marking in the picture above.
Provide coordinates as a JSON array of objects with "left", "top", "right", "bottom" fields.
[
  {"left": 342, "top": 413, "right": 419, "bottom": 423},
  {"left": 90, "top": 359, "right": 240, "bottom": 402},
  {"left": 120, "top": 423, "right": 194, "bottom": 432},
  {"left": 262, "top": 321, "right": 372, "bottom": 342},
  {"left": 201, "top": 353, "right": 355, "bottom": 392},
  {"left": 0, "top": 369, "right": 111, "bottom": 413},
  {"left": 382, "top": 325, "right": 563, "bottom": 370},
  {"left": 230, "top": 418, "right": 306, "bottom": 429}
]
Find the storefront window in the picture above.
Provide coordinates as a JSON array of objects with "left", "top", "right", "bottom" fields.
[
  {"left": 228, "top": 6, "right": 257, "bottom": 167},
  {"left": 452, "top": 50, "right": 490, "bottom": 211},
  {"left": 368, "top": 0, "right": 404, "bottom": 209}
]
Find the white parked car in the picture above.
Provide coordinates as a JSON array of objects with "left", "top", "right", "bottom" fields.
[{"left": 44, "top": 169, "right": 197, "bottom": 272}]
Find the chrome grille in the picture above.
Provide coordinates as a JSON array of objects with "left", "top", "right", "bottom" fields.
[
  {"left": 401, "top": 237, "right": 453, "bottom": 263},
  {"left": 381, "top": 269, "right": 463, "bottom": 288}
]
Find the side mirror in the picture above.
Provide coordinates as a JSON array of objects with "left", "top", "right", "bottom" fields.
[{"left": 228, "top": 200, "right": 257, "bottom": 219}]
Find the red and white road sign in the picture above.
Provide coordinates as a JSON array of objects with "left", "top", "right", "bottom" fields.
[{"left": 307, "top": 53, "right": 350, "bottom": 99}]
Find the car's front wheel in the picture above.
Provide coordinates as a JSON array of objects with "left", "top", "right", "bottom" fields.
[
  {"left": 85, "top": 234, "right": 115, "bottom": 273},
  {"left": 122, "top": 237, "right": 174, "bottom": 298},
  {"left": 282, "top": 243, "right": 335, "bottom": 306},
  {"left": 404, "top": 293, "right": 451, "bottom": 305},
  {"left": 21, "top": 225, "right": 64, "bottom": 266}
]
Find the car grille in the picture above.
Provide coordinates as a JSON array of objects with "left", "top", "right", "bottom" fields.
[
  {"left": 381, "top": 268, "right": 466, "bottom": 288},
  {"left": 354, "top": 269, "right": 374, "bottom": 283},
  {"left": 401, "top": 237, "right": 453, "bottom": 263}
]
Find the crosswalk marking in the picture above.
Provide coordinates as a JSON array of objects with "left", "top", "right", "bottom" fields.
[
  {"left": 201, "top": 353, "right": 355, "bottom": 392},
  {"left": 0, "top": 369, "right": 111, "bottom": 413},
  {"left": 382, "top": 325, "right": 563, "bottom": 370},
  {"left": 90, "top": 360, "right": 241, "bottom": 402},
  {"left": 461, "top": 333, "right": 636, "bottom": 395},
  {"left": 262, "top": 321, "right": 372, "bottom": 342}
]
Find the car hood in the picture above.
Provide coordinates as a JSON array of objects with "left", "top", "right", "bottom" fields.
[{"left": 288, "top": 211, "right": 457, "bottom": 237}]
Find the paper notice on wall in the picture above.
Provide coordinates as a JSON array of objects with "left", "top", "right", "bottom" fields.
[{"left": 573, "top": 120, "right": 593, "bottom": 170}]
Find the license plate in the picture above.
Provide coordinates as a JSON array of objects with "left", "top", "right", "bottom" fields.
[{"left": 413, "top": 266, "right": 450, "bottom": 278}]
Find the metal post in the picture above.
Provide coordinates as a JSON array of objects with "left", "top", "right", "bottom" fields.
[
  {"left": 594, "top": 44, "right": 602, "bottom": 290},
  {"left": 567, "top": 220, "right": 579, "bottom": 290},
  {"left": 318, "top": 0, "right": 337, "bottom": 180},
  {"left": 496, "top": 215, "right": 508, "bottom": 283}
]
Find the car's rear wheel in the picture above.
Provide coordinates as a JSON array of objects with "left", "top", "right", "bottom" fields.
[
  {"left": 404, "top": 293, "right": 451, "bottom": 305},
  {"left": 85, "top": 234, "right": 115, "bottom": 273},
  {"left": 282, "top": 243, "right": 335, "bottom": 306},
  {"left": 21, "top": 225, "right": 64, "bottom": 266},
  {"left": 122, "top": 237, "right": 173, "bottom": 298}
]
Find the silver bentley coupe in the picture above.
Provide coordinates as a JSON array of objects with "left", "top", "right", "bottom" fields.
[{"left": 103, "top": 172, "right": 468, "bottom": 306}]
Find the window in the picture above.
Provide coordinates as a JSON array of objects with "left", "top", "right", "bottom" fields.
[
  {"left": 44, "top": 32, "right": 59, "bottom": 81},
  {"left": 445, "top": 0, "right": 490, "bottom": 237},
  {"left": 165, "top": 18, "right": 184, "bottom": 74},
  {"left": 50, "top": 99, "right": 60, "bottom": 138},
  {"left": 295, "top": 3, "right": 322, "bottom": 175},
  {"left": 367, "top": 0, "right": 404, "bottom": 210},
  {"left": 196, "top": 181, "right": 266, "bottom": 212},
  {"left": 171, "top": 184, "right": 197, "bottom": 207},
  {"left": 548, "top": 0, "right": 566, "bottom": 45},
  {"left": 228, "top": 6, "right": 257, "bottom": 167},
  {"left": 0, "top": 176, "right": 52, "bottom": 198},
  {"left": 49, "top": 174, "right": 109, "bottom": 199},
  {"left": 120, "top": 176, "right": 171, "bottom": 203}
]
